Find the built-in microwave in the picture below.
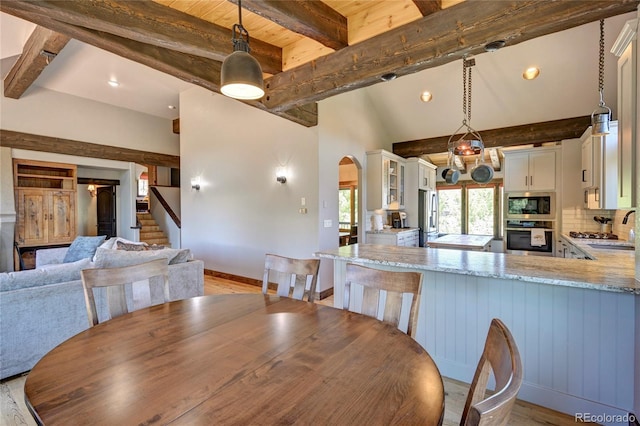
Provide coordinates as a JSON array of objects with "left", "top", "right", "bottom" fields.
[{"left": 505, "top": 192, "right": 555, "bottom": 219}]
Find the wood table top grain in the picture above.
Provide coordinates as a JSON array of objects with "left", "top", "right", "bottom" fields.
[{"left": 25, "top": 294, "right": 445, "bottom": 425}]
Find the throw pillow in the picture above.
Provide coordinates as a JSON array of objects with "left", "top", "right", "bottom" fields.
[
  {"left": 117, "top": 241, "right": 148, "bottom": 251},
  {"left": 63, "top": 236, "right": 107, "bottom": 263}
]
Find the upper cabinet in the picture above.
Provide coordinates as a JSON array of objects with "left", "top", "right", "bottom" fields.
[
  {"left": 580, "top": 123, "right": 619, "bottom": 210},
  {"left": 503, "top": 148, "right": 558, "bottom": 192},
  {"left": 405, "top": 158, "right": 437, "bottom": 192},
  {"left": 614, "top": 20, "right": 638, "bottom": 208},
  {"left": 366, "top": 150, "right": 405, "bottom": 210}
]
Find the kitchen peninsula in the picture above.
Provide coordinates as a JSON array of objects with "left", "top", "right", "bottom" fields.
[{"left": 316, "top": 244, "right": 639, "bottom": 423}]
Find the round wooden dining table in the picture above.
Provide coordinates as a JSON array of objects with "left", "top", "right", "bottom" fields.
[{"left": 25, "top": 294, "right": 444, "bottom": 425}]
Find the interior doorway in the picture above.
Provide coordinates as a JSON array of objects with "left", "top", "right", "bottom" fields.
[
  {"left": 97, "top": 186, "right": 116, "bottom": 238},
  {"left": 338, "top": 156, "right": 360, "bottom": 247}
]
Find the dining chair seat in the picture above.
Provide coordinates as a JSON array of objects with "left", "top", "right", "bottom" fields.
[
  {"left": 262, "top": 254, "right": 320, "bottom": 302},
  {"left": 343, "top": 263, "right": 422, "bottom": 337},
  {"left": 80, "top": 258, "right": 170, "bottom": 326},
  {"left": 460, "top": 318, "right": 523, "bottom": 426}
]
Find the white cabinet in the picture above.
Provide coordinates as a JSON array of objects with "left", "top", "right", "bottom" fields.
[
  {"left": 413, "top": 159, "right": 437, "bottom": 191},
  {"left": 366, "top": 229, "right": 419, "bottom": 247},
  {"left": 581, "top": 130, "right": 596, "bottom": 189},
  {"left": 366, "top": 150, "right": 405, "bottom": 210},
  {"left": 615, "top": 29, "right": 637, "bottom": 208},
  {"left": 503, "top": 148, "right": 558, "bottom": 192}
]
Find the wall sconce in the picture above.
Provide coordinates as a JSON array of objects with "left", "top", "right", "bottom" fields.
[
  {"left": 87, "top": 184, "right": 97, "bottom": 197},
  {"left": 191, "top": 177, "right": 201, "bottom": 191},
  {"left": 276, "top": 167, "right": 287, "bottom": 184}
]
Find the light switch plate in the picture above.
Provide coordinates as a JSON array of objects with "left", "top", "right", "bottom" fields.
[{"left": 324, "top": 220, "right": 332, "bottom": 228}]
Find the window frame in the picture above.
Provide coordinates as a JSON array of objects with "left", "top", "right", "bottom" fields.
[
  {"left": 338, "top": 181, "right": 358, "bottom": 232},
  {"left": 437, "top": 180, "right": 503, "bottom": 238}
]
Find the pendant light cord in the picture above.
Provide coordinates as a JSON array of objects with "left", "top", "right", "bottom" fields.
[
  {"left": 238, "top": 0, "right": 243, "bottom": 27},
  {"left": 462, "top": 57, "right": 473, "bottom": 124},
  {"left": 598, "top": 19, "right": 605, "bottom": 106}
]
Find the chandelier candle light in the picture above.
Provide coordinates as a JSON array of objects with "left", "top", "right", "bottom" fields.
[{"left": 591, "top": 19, "right": 611, "bottom": 136}]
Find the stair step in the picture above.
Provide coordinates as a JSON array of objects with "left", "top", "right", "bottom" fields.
[
  {"left": 140, "top": 225, "right": 161, "bottom": 232},
  {"left": 138, "top": 219, "right": 157, "bottom": 226},
  {"left": 136, "top": 213, "right": 153, "bottom": 220},
  {"left": 143, "top": 238, "right": 170, "bottom": 245},
  {"left": 141, "top": 231, "right": 166, "bottom": 239}
]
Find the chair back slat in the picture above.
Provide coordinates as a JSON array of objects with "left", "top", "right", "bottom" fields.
[
  {"left": 343, "top": 263, "right": 422, "bottom": 337},
  {"left": 81, "top": 258, "right": 170, "bottom": 327},
  {"left": 461, "top": 318, "right": 523, "bottom": 426},
  {"left": 263, "top": 254, "right": 320, "bottom": 302}
]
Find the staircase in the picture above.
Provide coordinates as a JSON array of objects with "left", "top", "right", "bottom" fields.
[{"left": 137, "top": 213, "right": 170, "bottom": 246}]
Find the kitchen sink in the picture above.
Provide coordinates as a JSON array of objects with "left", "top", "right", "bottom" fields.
[{"left": 587, "top": 243, "right": 635, "bottom": 251}]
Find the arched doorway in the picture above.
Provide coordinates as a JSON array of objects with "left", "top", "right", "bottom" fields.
[{"left": 338, "top": 156, "right": 359, "bottom": 246}]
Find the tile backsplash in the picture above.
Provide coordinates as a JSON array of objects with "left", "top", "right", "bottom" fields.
[{"left": 562, "top": 207, "right": 636, "bottom": 241}]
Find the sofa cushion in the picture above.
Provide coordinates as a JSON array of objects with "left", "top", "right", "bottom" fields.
[
  {"left": 64, "top": 236, "right": 107, "bottom": 263},
  {"left": 0, "top": 258, "right": 92, "bottom": 291},
  {"left": 93, "top": 247, "right": 191, "bottom": 268}
]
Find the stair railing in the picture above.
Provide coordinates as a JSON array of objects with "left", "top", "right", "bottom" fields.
[{"left": 150, "top": 187, "right": 181, "bottom": 229}]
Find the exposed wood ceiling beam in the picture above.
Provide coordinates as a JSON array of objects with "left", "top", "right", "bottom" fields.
[
  {"left": 0, "top": 10, "right": 317, "bottom": 127},
  {"left": 1, "top": 130, "right": 180, "bottom": 168},
  {"left": 393, "top": 116, "right": 592, "bottom": 157},
  {"left": 3, "top": 25, "right": 70, "bottom": 99},
  {"left": 412, "top": 0, "right": 442, "bottom": 17},
  {"left": 0, "top": 0, "right": 283, "bottom": 74},
  {"left": 263, "top": 0, "right": 639, "bottom": 112},
  {"left": 232, "top": 0, "right": 347, "bottom": 50},
  {"left": 488, "top": 148, "right": 501, "bottom": 171}
]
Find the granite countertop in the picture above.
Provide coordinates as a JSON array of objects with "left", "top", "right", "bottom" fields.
[{"left": 316, "top": 244, "right": 639, "bottom": 294}]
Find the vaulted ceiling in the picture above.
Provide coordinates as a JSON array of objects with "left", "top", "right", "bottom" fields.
[{"left": 2, "top": 0, "right": 638, "bottom": 130}]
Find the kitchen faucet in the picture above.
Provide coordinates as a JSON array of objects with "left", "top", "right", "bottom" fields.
[{"left": 622, "top": 210, "right": 635, "bottom": 224}]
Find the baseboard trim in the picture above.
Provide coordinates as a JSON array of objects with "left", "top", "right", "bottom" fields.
[{"left": 204, "top": 268, "right": 333, "bottom": 300}]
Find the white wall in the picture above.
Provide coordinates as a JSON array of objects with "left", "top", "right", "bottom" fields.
[
  {"left": 316, "top": 89, "right": 391, "bottom": 290},
  {"left": 180, "top": 87, "right": 320, "bottom": 282}
]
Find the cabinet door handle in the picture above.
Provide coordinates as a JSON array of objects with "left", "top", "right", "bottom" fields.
[
  {"left": 530, "top": 176, "right": 533, "bottom": 186},
  {"left": 525, "top": 176, "right": 528, "bottom": 186},
  {"left": 582, "top": 170, "right": 586, "bottom": 182},
  {"left": 584, "top": 190, "right": 588, "bottom": 204}
]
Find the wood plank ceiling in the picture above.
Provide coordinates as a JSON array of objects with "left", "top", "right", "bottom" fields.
[{"left": 2, "top": 0, "right": 638, "bottom": 136}]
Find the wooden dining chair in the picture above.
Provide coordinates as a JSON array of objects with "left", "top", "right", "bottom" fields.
[
  {"left": 343, "top": 263, "right": 422, "bottom": 337},
  {"left": 262, "top": 254, "right": 321, "bottom": 302},
  {"left": 460, "top": 318, "right": 523, "bottom": 426},
  {"left": 80, "top": 258, "right": 170, "bottom": 327}
]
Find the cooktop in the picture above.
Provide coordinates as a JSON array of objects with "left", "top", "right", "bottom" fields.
[{"left": 569, "top": 231, "right": 619, "bottom": 240}]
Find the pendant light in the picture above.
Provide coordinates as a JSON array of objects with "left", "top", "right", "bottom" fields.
[
  {"left": 220, "top": 0, "right": 264, "bottom": 100},
  {"left": 591, "top": 19, "right": 610, "bottom": 136},
  {"left": 447, "top": 57, "right": 484, "bottom": 157}
]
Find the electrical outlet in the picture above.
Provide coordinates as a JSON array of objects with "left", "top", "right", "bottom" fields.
[
  {"left": 324, "top": 219, "right": 332, "bottom": 228},
  {"left": 299, "top": 208, "right": 307, "bottom": 214}
]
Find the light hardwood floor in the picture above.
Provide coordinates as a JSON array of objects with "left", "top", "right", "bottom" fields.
[{"left": 1, "top": 274, "right": 591, "bottom": 426}]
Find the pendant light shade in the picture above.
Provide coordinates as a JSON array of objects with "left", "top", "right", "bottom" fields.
[
  {"left": 220, "top": 1, "right": 264, "bottom": 100},
  {"left": 221, "top": 50, "right": 264, "bottom": 100}
]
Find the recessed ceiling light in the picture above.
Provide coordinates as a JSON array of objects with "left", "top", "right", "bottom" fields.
[
  {"left": 522, "top": 67, "right": 540, "bottom": 80},
  {"left": 380, "top": 73, "right": 397, "bottom": 82},
  {"left": 420, "top": 91, "right": 433, "bottom": 102},
  {"left": 107, "top": 79, "right": 119, "bottom": 87},
  {"left": 168, "top": 105, "right": 177, "bottom": 110},
  {"left": 484, "top": 40, "right": 506, "bottom": 52}
]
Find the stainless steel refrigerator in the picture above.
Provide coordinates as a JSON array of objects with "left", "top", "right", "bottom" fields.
[{"left": 418, "top": 189, "right": 438, "bottom": 247}]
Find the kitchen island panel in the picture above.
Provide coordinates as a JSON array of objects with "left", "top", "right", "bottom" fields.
[{"left": 323, "top": 252, "right": 637, "bottom": 424}]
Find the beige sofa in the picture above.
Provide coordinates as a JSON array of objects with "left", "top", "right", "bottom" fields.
[{"left": 0, "top": 245, "right": 204, "bottom": 379}]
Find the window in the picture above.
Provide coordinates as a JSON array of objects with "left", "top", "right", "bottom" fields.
[
  {"left": 339, "top": 185, "right": 358, "bottom": 230},
  {"left": 438, "top": 182, "right": 502, "bottom": 236}
]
